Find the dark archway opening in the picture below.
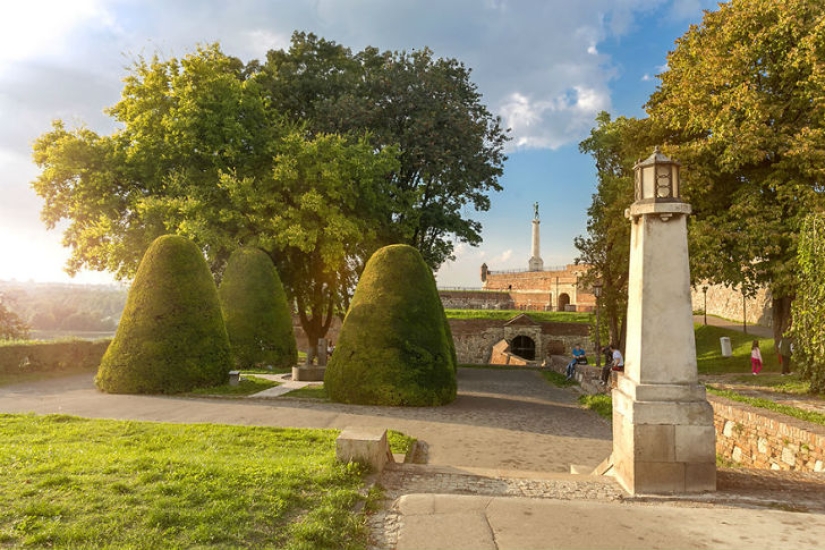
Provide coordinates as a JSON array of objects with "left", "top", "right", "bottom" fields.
[
  {"left": 558, "top": 293, "right": 571, "bottom": 312},
  {"left": 510, "top": 335, "right": 536, "bottom": 360}
]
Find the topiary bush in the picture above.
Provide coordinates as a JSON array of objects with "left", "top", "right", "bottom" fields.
[
  {"left": 325, "top": 244, "right": 457, "bottom": 406},
  {"left": 95, "top": 235, "right": 231, "bottom": 394},
  {"left": 219, "top": 247, "right": 297, "bottom": 369}
]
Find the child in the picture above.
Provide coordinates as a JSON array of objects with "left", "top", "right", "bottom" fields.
[{"left": 751, "top": 340, "right": 763, "bottom": 375}]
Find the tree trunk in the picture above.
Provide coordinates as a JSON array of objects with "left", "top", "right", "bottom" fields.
[{"left": 772, "top": 295, "right": 793, "bottom": 343}]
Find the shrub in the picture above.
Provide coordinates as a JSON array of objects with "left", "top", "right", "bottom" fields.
[
  {"left": 0, "top": 339, "right": 110, "bottom": 375},
  {"left": 793, "top": 213, "right": 825, "bottom": 393},
  {"left": 219, "top": 247, "right": 297, "bottom": 369},
  {"left": 325, "top": 244, "right": 457, "bottom": 406},
  {"left": 95, "top": 235, "right": 231, "bottom": 394}
]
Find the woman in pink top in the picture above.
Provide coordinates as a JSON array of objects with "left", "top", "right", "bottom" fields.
[{"left": 751, "top": 340, "right": 763, "bottom": 375}]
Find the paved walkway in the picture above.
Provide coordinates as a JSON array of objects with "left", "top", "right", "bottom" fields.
[{"left": 3, "top": 368, "right": 825, "bottom": 549}]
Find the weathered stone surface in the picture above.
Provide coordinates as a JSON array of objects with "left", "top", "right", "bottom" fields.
[{"left": 336, "top": 427, "right": 394, "bottom": 472}]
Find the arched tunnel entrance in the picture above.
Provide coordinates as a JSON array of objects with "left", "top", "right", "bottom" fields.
[{"left": 510, "top": 335, "right": 536, "bottom": 361}]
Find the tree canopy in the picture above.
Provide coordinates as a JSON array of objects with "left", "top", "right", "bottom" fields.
[
  {"left": 645, "top": 0, "right": 825, "bottom": 338},
  {"left": 31, "top": 36, "right": 507, "bottom": 346},
  {"left": 576, "top": 112, "right": 658, "bottom": 348}
]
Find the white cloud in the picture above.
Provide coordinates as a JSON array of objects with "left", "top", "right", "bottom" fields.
[
  {"left": 497, "top": 249, "right": 513, "bottom": 263},
  {"left": 499, "top": 85, "right": 610, "bottom": 150},
  {"left": 0, "top": 1, "right": 114, "bottom": 68}
]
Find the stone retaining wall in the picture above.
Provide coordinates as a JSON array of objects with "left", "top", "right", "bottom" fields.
[
  {"left": 555, "top": 366, "right": 825, "bottom": 474},
  {"left": 709, "top": 395, "right": 825, "bottom": 473}
]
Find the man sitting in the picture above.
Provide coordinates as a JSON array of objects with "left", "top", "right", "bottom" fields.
[{"left": 566, "top": 344, "right": 587, "bottom": 379}]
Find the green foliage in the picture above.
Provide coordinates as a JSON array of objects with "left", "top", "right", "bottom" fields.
[
  {"left": 577, "top": 113, "right": 658, "bottom": 347},
  {"left": 578, "top": 394, "right": 613, "bottom": 420},
  {"left": 0, "top": 339, "right": 110, "bottom": 379},
  {"left": 0, "top": 295, "right": 29, "bottom": 340},
  {"left": 792, "top": 213, "right": 825, "bottom": 392},
  {"left": 30, "top": 36, "right": 507, "bottom": 348},
  {"left": 219, "top": 131, "right": 399, "bottom": 347},
  {"left": 539, "top": 369, "right": 578, "bottom": 388},
  {"left": 0, "top": 282, "right": 125, "bottom": 333},
  {"left": 0, "top": 414, "right": 369, "bottom": 549},
  {"left": 694, "top": 324, "right": 778, "bottom": 374},
  {"left": 386, "top": 430, "right": 417, "bottom": 458},
  {"left": 95, "top": 236, "right": 231, "bottom": 394},
  {"left": 325, "top": 245, "right": 457, "bottom": 406},
  {"left": 260, "top": 32, "right": 509, "bottom": 270},
  {"left": 646, "top": 0, "right": 825, "bottom": 332},
  {"left": 707, "top": 388, "right": 825, "bottom": 427},
  {"left": 188, "top": 375, "right": 279, "bottom": 397},
  {"left": 219, "top": 247, "right": 297, "bottom": 369},
  {"left": 443, "top": 308, "right": 591, "bottom": 323}
]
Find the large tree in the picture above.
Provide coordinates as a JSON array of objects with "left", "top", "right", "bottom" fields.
[
  {"left": 576, "top": 112, "right": 657, "bottom": 348},
  {"left": 32, "top": 45, "right": 396, "bottom": 348},
  {"left": 646, "top": 0, "right": 825, "bottom": 339},
  {"left": 32, "top": 37, "right": 506, "bottom": 346},
  {"left": 258, "top": 32, "right": 509, "bottom": 269}
]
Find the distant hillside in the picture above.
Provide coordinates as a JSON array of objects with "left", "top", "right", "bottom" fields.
[{"left": 0, "top": 281, "right": 128, "bottom": 333}]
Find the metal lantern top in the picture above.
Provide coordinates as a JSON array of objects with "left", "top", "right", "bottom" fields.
[
  {"left": 634, "top": 146, "right": 681, "bottom": 203},
  {"left": 592, "top": 279, "right": 603, "bottom": 298}
]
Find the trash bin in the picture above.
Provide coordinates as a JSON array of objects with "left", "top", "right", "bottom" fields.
[{"left": 720, "top": 337, "right": 732, "bottom": 357}]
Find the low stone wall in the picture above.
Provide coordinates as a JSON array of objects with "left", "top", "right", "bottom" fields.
[
  {"left": 547, "top": 355, "right": 607, "bottom": 394},
  {"left": 710, "top": 395, "right": 825, "bottom": 473}
]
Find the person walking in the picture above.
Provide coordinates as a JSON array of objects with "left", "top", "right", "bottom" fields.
[{"left": 751, "top": 340, "right": 763, "bottom": 375}]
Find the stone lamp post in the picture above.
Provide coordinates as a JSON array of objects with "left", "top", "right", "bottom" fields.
[{"left": 611, "top": 146, "right": 716, "bottom": 494}]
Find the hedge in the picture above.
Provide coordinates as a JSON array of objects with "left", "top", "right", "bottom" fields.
[{"left": 0, "top": 339, "right": 110, "bottom": 375}]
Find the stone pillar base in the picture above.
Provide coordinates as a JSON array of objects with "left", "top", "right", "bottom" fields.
[
  {"left": 292, "top": 365, "right": 326, "bottom": 382},
  {"left": 612, "top": 380, "right": 716, "bottom": 495}
]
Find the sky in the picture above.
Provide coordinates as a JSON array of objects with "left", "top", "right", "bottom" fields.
[{"left": 0, "top": 0, "right": 722, "bottom": 287}]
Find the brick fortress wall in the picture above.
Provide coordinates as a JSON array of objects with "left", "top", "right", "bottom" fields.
[
  {"left": 710, "top": 395, "right": 825, "bottom": 473},
  {"left": 481, "top": 264, "right": 596, "bottom": 312}
]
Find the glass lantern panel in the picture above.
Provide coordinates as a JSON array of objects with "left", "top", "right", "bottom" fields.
[
  {"left": 656, "top": 165, "right": 672, "bottom": 198},
  {"left": 642, "top": 165, "right": 655, "bottom": 199}
]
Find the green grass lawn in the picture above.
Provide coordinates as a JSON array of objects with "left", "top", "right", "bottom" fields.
[
  {"left": 444, "top": 308, "right": 591, "bottom": 323},
  {"left": 188, "top": 375, "right": 280, "bottom": 397},
  {"left": 695, "top": 324, "right": 779, "bottom": 374},
  {"left": 0, "top": 414, "right": 379, "bottom": 550}
]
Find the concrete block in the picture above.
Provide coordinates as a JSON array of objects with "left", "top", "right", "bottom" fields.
[
  {"left": 684, "top": 463, "right": 716, "bottom": 492},
  {"left": 632, "top": 461, "right": 686, "bottom": 494},
  {"left": 228, "top": 370, "right": 240, "bottom": 386},
  {"left": 633, "top": 424, "right": 675, "bottom": 461},
  {"left": 336, "top": 427, "right": 394, "bottom": 472},
  {"left": 675, "top": 424, "right": 716, "bottom": 462},
  {"left": 292, "top": 365, "right": 325, "bottom": 381}
]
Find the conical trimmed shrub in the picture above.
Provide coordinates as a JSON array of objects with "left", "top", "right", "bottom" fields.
[
  {"left": 95, "top": 235, "right": 231, "bottom": 394},
  {"left": 219, "top": 247, "right": 297, "bottom": 369},
  {"left": 325, "top": 244, "right": 457, "bottom": 406}
]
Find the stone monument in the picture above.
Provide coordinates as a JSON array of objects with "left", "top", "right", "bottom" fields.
[
  {"left": 528, "top": 202, "right": 544, "bottom": 272},
  {"left": 611, "top": 147, "right": 716, "bottom": 494}
]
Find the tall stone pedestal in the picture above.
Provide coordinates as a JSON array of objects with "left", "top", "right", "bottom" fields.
[{"left": 611, "top": 198, "right": 716, "bottom": 494}]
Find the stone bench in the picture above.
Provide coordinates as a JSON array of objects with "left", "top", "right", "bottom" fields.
[{"left": 336, "top": 427, "right": 395, "bottom": 472}]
